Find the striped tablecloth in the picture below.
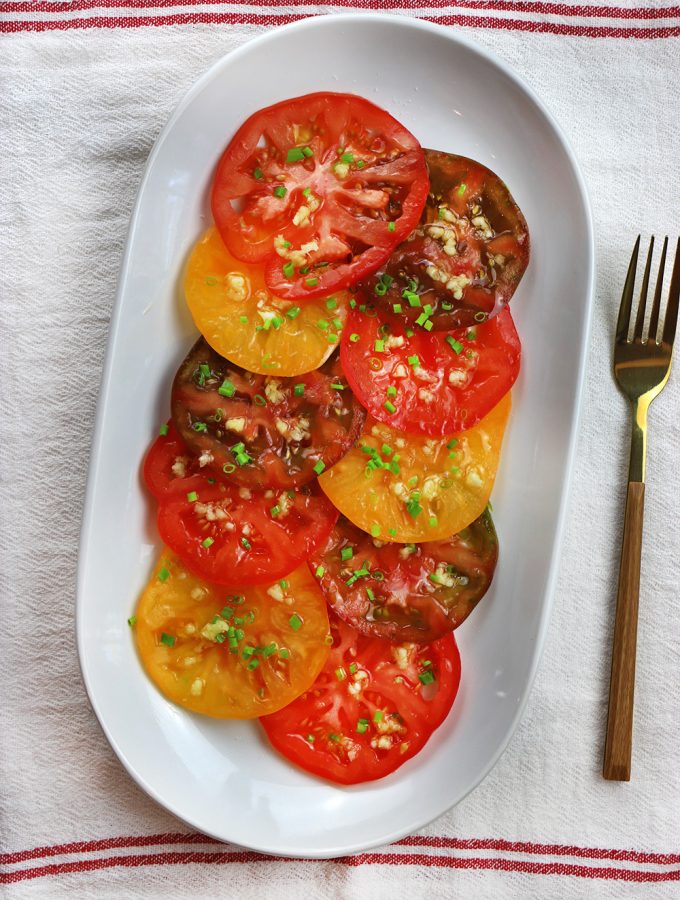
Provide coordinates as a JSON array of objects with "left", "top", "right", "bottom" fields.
[{"left": 2, "top": 4, "right": 680, "bottom": 897}]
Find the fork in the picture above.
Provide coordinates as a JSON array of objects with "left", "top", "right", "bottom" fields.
[{"left": 603, "top": 236, "right": 680, "bottom": 781}]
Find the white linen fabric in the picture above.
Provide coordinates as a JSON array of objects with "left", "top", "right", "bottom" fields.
[{"left": 1, "top": 12, "right": 680, "bottom": 898}]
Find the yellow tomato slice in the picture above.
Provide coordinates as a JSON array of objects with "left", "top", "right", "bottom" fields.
[
  {"left": 184, "top": 228, "right": 349, "bottom": 376},
  {"left": 135, "top": 550, "right": 331, "bottom": 719},
  {"left": 319, "top": 394, "right": 511, "bottom": 542}
]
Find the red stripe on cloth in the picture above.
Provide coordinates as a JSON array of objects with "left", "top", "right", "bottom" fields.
[
  {"left": 1, "top": 10, "right": 679, "bottom": 34},
  {"left": 0, "top": 833, "right": 211, "bottom": 866},
  {"left": 1, "top": 0, "right": 678, "bottom": 20},
  {"left": 3, "top": 850, "right": 680, "bottom": 885},
  {"left": 396, "top": 836, "right": 680, "bottom": 865}
]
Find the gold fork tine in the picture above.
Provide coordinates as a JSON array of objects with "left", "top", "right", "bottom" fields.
[
  {"left": 648, "top": 236, "right": 668, "bottom": 343},
  {"left": 662, "top": 237, "right": 680, "bottom": 347},
  {"left": 616, "top": 235, "right": 640, "bottom": 343},
  {"left": 633, "top": 236, "right": 655, "bottom": 341}
]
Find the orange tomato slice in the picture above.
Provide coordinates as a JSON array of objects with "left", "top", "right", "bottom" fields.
[
  {"left": 135, "top": 550, "right": 331, "bottom": 719},
  {"left": 319, "top": 394, "right": 511, "bottom": 542},
  {"left": 184, "top": 228, "right": 349, "bottom": 376}
]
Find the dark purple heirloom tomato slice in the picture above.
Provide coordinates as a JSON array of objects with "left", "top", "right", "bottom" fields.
[
  {"left": 260, "top": 612, "right": 461, "bottom": 785},
  {"left": 340, "top": 305, "right": 520, "bottom": 436},
  {"left": 171, "top": 338, "right": 366, "bottom": 490},
  {"left": 309, "top": 510, "right": 498, "bottom": 643},
  {"left": 365, "top": 150, "right": 530, "bottom": 329},
  {"left": 211, "top": 92, "right": 429, "bottom": 301}
]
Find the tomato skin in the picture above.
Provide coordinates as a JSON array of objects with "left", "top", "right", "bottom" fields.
[
  {"left": 340, "top": 305, "right": 520, "bottom": 437},
  {"left": 319, "top": 395, "right": 511, "bottom": 544},
  {"left": 309, "top": 510, "right": 498, "bottom": 643},
  {"left": 135, "top": 551, "right": 331, "bottom": 719},
  {"left": 171, "top": 339, "right": 366, "bottom": 489},
  {"left": 366, "top": 150, "right": 530, "bottom": 329},
  {"left": 211, "top": 92, "right": 428, "bottom": 300},
  {"left": 143, "top": 421, "right": 213, "bottom": 500},
  {"left": 260, "top": 613, "right": 461, "bottom": 784}
]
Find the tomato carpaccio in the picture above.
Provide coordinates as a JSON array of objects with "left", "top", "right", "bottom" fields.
[
  {"left": 171, "top": 338, "right": 366, "bottom": 489},
  {"left": 364, "top": 150, "right": 530, "bottom": 329},
  {"left": 260, "top": 612, "right": 460, "bottom": 784},
  {"left": 211, "top": 92, "right": 429, "bottom": 301},
  {"left": 340, "top": 304, "right": 520, "bottom": 436},
  {"left": 309, "top": 510, "right": 498, "bottom": 643},
  {"left": 144, "top": 424, "right": 338, "bottom": 586}
]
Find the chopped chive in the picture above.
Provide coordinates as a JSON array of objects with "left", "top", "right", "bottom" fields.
[
  {"left": 388, "top": 221, "right": 396, "bottom": 232},
  {"left": 447, "top": 438, "right": 458, "bottom": 449},
  {"left": 407, "top": 354, "right": 420, "bottom": 368},
  {"left": 315, "top": 565, "right": 325, "bottom": 578},
  {"left": 429, "top": 516, "right": 438, "bottom": 527},
  {"left": 159, "top": 423, "right": 169, "bottom": 436},
  {"left": 474, "top": 311, "right": 488, "bottom": 322},
  {"left": 157, "top": 566, "right": 170, "bottom": 583},
  {"left": 247, "top": 658, "right": 260, "bottom": 671},
  {"left": 222, "top": 463, "right": 236, "bottom": 474},
  {"left": 289, "top": 613, "right": 303, "bottom": 631},
  {"left": 253, "top": 167, "right": 264, "bottom": 180},
  {"left": 382, "top": 444, "right": 393, "bottom": 456},
  {"left": 270, "top": 505, "right": 281, "bottom": 518},
  {"left": 279, "top": 648, "right": 291, "bottom": 659},
  {"left": 388, "top": 527, "right": 397, "bottom": 537},
  {"left": 283, "top": 262, "right": 295, "bottom": 279},
  {"left": 392, "top": 303, "right": 402, "bottom": 314},
  {"left": 415, "top": 312, "right": 428, "bottom": 327},
  {"left": 374, "top": 339, "right": 385, "bottom": 353},
  {"left": 327, "top": 334, "right": 338, "bottom": 344},
  {"left": 302, "top": 146, "right": 313, "bottom": 158},
  {"left": 186, "top": 491, "right": 198, "bottom": 503},
  {"left": 341, "top": 152, "right": 354, "bottom": 163},
  {"left": 331, "top": 382, "right": 345, "bottom": 391},
  {"left": 307, "top": 733, "right": 315, "bottom": 742},
  {"left": 127, "top": 615, "right": 137, "bottom": 627},
  {"left": 286, "top": 147, "right": 305, "bottom": 162},
  {"left": 192, "top": 422, "right": 207, "bottom": 433},
  {"left": 446, "top": 336, "right": 463, "bottom": 354},
  {"left": 253, "top": 394, "right": 267, "bottom": 406},
  {"left": 218, "top": 379, "right": 235, "bottom": 398},
  {"left": 349, "top": 298, "right": 356, "bottom": 309},
  {"left": 349, "top": 333, "right": 360, "bottom": 343},
  {"left": 356, "top": 718, "right": 369, "bottom": 734},
  {"left": 341, "top": 547, "right": 354, "bottom": 561},
  {"left": 313, "top": 460, "right": 326, "bottom": 475},
  {"left": 160, "top": 632, "right": 175, "bottom": 647},
  {"left": 306, "top": 277, "right": 319, "bottom": 287},
  {"left": 349, "top": 663, "right": 358, "bottom": 675},
  {"left": 317, "top": 318, "right": 329, "bottom": 331},
  {"left": 374, "top": 282, "right": 388, "bottom": 297},
  {"left": 371, "top": 524, "right": 380, "bottom": 537},
  {"left": 335, "top": 666, "right": 347, "bottom": 681},
  {"left": 403, "top": 290, "right": 421, "bottom": 308},
  {"left": 271, "top": 316, "right": 284, "bottom": 330},
  {"left": 284, "top": 306, "right": 301, "bottom": 321},
  {"left": 328, "top": 733, "right": 340, "bottom": 743},
  {"left": 273, "top": 185, "right": 287, "bottom": 198},
  {"left": 419, "top": 670, "right": 436, "bottom": 685},
  {"left": 357, "top": 160, "right": 366, "bottom": 169},
  {"left": 325, "top": 297, "right": 337, "bottom": 310},
  {"left": 202, "top": 537, "right": 214, "bottom": 549},
  {"left": 332, "top": 317, "right": 343, "bottom": 329},
  {"left": 239, "top": 315, "right": 249, "bottom": 324},
  {"left": 241, "top": 537, "right": 251, "bottom": 550},
  {"left": 373, "top": 710, "right": 383, "bottom": 723},
  {"left": 302, "top": 187, "right": 311, "bottom": 197},
  {"left": 424, "top": 320, "right": 434, "bottom": 332},
  {"left": 406, "top": 328, "right": 415, "bottom": 338},
  {"left": 458, "top": 182, "right": 467, "bottom": 195},
  {"left": 384, "top": 400, "right": 396, "bottom": 414},
  {"left": 386, "top": 386, "right": 397, "bottom": 398},
  {"left": 406, "top": 498, "right": 422, "bottom": 518}
]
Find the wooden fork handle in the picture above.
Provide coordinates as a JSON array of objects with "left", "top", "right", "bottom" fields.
[{"left": 603, "top": 480, "right": 645, "bottom": 781}]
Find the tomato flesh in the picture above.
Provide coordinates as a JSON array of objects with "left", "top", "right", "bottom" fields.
[
  {"left": 171, "top": 338, "right": 366, "bottom": 489},
  {"left": 340, "top": 304, "right": 520, "bottom": 436},
  {"left": 184, "top": 227, "right": 351, "bottom": 376},
  {"left": 260, "top": 612, "right": 460, "bottom": 784},
  {"left": 319, "top": 394, "right": 511, "bottom": 543},
  {"left": 309, "top": 510, "right": 498, "bottom": 643},
  {"left": 211, "top": 92, "right": 428, "bottom": 300},
  {"left": 135, "top": 551, "right": 331, "bottom": 719},
  {"left": 144, "top": 424, "right": 338, "bottom": 586},
  {"left": 365, "top": 150, "right": 530, "bottom": 329}
]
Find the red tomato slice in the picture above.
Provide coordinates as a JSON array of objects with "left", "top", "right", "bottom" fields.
[
  {"left": 211, "top": 92, "right": 428, "bottom": 301},
  {"left": 171, "top": 339, "right": 366, "bottom": 489},
  {"left": 365, "top": 150, "right": 530, "bottom": 329},
  {"left": 309, "top": 510, "right": 498, "bottom": 643},
  {"left": 156, "top": 480, "right": 338, "bottom": 587},
  {"left": 143, "top": 424, "right": 338, "bottom": 586},
  {"left": 261, "top": 613, "right": 460, "bottom": 784},
  {"left": 340, "top": 305, "right": 520, "bottom": 436},
  {"left": 143, "top": 421, "right": 213, "bottom": 500}
]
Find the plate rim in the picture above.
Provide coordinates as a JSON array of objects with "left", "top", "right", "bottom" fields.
[{"left": 76, "top": 12, "right": 595, "bottom": 858}]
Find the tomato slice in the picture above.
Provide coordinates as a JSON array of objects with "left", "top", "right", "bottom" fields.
[
  {"left": 211, "top": 92, "right": 428, "bottom": 301},
  {"left": 365, "top": 150, "right": 530, "bottom": 329},
  {"left": 260, "top": 612, "right": 460, "bottom": 784},
  {"left": 185, "top": 227, "right": 351, "bottom": 376},
  {"left": 171, "top": 338, "right": 366, "bottom": 489},
  {"left": 319, "top": 394, "right": 511, "bottom": 542},
  {"left": 309, "top": 509, "right": 498, "bottom": 643},
  {"left": 340, "top": 304, "right": 520, "bottom": 436},
  {"left": 135, "top": 551, "right": 331, "bottom": 719},
  {"left": 143, "top": 421, "right": 214, "bottom": 500}
]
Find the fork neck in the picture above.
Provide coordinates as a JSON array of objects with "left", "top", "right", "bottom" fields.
[{"left": 628, "top": 398, "right": 647, "bottom": 484}]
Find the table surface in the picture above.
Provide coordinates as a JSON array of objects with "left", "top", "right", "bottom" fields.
[{"left": 1, "top": 7, "right": 680, "bottom": 898}]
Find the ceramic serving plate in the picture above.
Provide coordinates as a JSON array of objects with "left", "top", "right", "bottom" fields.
[{"left": 77, "top": 14, "right": 593, "bottom": 858}]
